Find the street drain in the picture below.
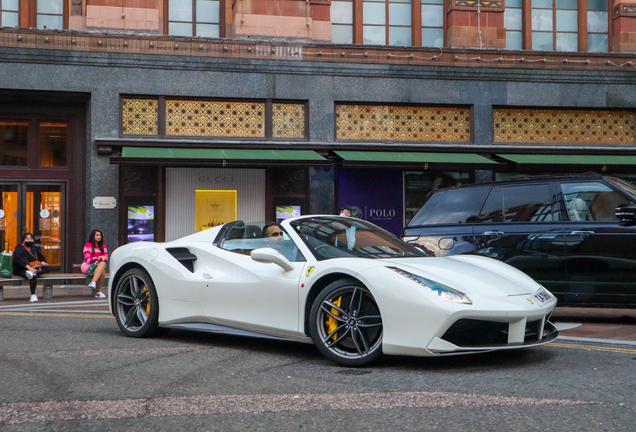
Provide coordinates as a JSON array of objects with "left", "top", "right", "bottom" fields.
[{"left": 336, "top": 369, "right": 371, "bottom": 375}]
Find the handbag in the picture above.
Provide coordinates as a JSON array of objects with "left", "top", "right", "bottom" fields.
[
  {"left": 86, "top": 261, "right": 98, "bottom": 276},
  {"left": 0, "top": 252, "right": 12, "bottom": 278},
  {"left": 29, "top": 260, "right": 42, "bottom": 269}
]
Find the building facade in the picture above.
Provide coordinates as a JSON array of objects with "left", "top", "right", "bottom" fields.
[{"left": 1, "top": 0, "right": 636, "bottom": 271}]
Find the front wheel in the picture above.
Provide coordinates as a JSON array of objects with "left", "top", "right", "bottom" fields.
[
  {"left": 309, "top": 278, "right": 383, "bottom": 367},
  {"left": 113, "top": 268, "right": 159, "bottom": 338}
]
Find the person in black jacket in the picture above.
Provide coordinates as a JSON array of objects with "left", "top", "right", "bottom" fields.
[{"left": 13, "top": 232, "right": 50, "bottom": 302}]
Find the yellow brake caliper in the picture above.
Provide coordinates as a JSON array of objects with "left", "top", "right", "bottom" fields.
[
  {"left": 326, "top": 296, "right": 342, "bottom": 341},
  {"left": 143, "top": 286, "right": 150, "bottom": 315}
]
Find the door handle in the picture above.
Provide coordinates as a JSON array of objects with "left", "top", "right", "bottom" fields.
[
  {"left": 482, "top": 231, "right": 505, "bottom": 236},
  {"left": 202, "top": 273, "right": 214, "bottom": 279},
  {"left": 570, "top": 231, "right": 595, "bottom": 236}
]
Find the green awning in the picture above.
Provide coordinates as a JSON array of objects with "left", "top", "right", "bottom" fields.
[
  {"left": 497, "top": 154, "right": 636, "bottom": 165},
  {"left": 334, "top": 151, "right": 498, "bottom": 164},
  {"left": 121, "top": 147, "right": 326, "bottom": 161}
]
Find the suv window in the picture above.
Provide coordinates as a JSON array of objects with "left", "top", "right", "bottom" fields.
[
  {"left": 561, "top": 181, "right": 633, "bottom": 222},
  {"left": 408, "top": 187, "right": 491, "bottom": 226},
  {"left": 478, "top": 184, "right": 555, "bottom": 223},
  {"left": 504, "top": 184, "right": 554, "bottom": 222}
]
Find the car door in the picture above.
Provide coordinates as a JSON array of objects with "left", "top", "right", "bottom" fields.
[
  {"left": 403, "top": 186, "right": 491, "bottom": 257},
  {"left": 198, "top": 225, "right": 307, "bottom": 338},
  {"left": 473, "top": 182, "right": 567, "bottom": 290},
  {"left": 558, "top": 180, "right": 636, "bottom": 306}
]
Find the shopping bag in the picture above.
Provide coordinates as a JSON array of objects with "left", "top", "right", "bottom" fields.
[
  {"left": 0, "top": 252, "right": 13, "bottom": 278},
  {"left": 86, "top": 261, "right": 98, "bottom": 276}
]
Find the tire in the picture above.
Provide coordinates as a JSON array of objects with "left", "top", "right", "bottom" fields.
[
  {"left": 113, "top": 268, "right": 159, "bottom": 338},
  {"left": 309, "top": 278, "right": 383, "bottom": 367}
]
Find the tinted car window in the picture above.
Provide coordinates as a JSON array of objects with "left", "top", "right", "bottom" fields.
[
  {"left": 503, "top": 184, "right": 554, "bottom": 222},
  {"left": 561, "top": 181, "right": 633, "bottom": 222},
  {"left": 478, "top": 186, "right": 503, "bottom": 223},
  {"left": 408, "top": 187, "right": 490, "bottom": 226}
]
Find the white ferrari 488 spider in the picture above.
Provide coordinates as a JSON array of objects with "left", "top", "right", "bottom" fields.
[{"left": 108, "top": 216, "right": 558, "bottom": 366}]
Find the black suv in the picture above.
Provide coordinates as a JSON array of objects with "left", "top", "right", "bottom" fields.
[{"left": 403, "top": 175, "right": 636, "bottom": 307}]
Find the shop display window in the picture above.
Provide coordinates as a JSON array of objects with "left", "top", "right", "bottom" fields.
[{"left": 127, "top": 203, "right": 155, "bottom": 243}]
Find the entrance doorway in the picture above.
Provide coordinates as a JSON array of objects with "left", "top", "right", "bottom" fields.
[{"left": 0, "top": 182, "right": 65, "bottom": 270}]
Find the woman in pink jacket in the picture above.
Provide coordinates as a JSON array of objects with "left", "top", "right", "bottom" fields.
[{"left": 82, "top": 229, "right": 108, "bottom": 298}]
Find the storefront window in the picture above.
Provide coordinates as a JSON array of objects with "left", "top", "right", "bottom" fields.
[
  {"left": 363, "top": 0, "right": 412, "bottom": 46},
  {"left": 404, "top": 172, "right": 469, "bottom": 224},
  {"left": 0, "top": 121, "right": 28, "bottom": 166},
  {"left": 587, "top": 0, "right": 608, "bottom": 53},
  {"left": 531, "top": 0, "right": 578, "bottom": 52},
  {"left": 37, "top": 0, "right": 63, "bottom": 30},
  {"left": 39, "top": 123, "right": 67, "bottom": 167},
  {"left": 169, "top": 0, "right": 220, "bottom": 37},
  {"left": 421, "top": 0, "right": 444, "bottom": 48},
  {"left": 504, "top": 0, "right": 523, "bottom": 50},
  {"left": 331, "top": 0, "right": 354, "bottom": 44},
  {"left": 1, "top": 0, "right": 19, "bottom": 27}
]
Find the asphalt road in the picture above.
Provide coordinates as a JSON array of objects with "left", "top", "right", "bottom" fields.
[{"left": 1, "top": 301, "right": 635, "bottom": 431}]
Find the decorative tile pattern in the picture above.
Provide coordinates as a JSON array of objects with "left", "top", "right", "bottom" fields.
[
  {"left": 454, "top": 1, "right": 503, "bottom": 9},
  {"left": 121, "top": 98, "right": 158, "bottom": 136},
  {"left": 494, "top": 109, "right": 636, "bottom": 144},
  {"left": 335, "top": 105, "right": 471, "bottom": 142},
  {"left": 165, "top": 100, "right": 266, "bottom": 137},
  {"left": 272, "top": 103, "right": 306, "bottom": 139}
]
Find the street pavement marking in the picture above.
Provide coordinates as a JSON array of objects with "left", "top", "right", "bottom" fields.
[
  {"left": 0, "top": 312, "right": 113, "bottom": 318},
  {"left": 0, "top": 391, "right": 599, "bottom": 425},
  {"left": 550, "top": 342, "right": 636, "bottom": 354}
]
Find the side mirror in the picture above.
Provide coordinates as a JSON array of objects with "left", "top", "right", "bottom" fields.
[
  {"left": 251, "top": 248, "right": 295, "bottom": 272},
  {"left": 616, "top": 204, "right": 636, "bottom": 222}
]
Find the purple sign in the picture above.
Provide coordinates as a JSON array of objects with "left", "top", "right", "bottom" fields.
[{"left": 338, "top": 169, "right": 404, "bottom": 236}]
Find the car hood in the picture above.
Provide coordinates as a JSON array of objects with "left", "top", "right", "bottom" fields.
[{"left": 377, "top": 254, "right": 538, "bottom": 297}]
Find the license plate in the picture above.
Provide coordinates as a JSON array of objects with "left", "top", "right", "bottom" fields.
[{"left": 533, "top": 288, "right": 553, "bottom": 306}]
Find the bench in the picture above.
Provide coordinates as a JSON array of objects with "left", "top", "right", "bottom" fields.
[{"left": 0, "top": 273, "right": 109, "bottom": 301}]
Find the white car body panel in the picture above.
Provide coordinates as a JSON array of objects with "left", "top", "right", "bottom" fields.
[{"left": 109, "top": 215, "right": 558, "bottom": 357}]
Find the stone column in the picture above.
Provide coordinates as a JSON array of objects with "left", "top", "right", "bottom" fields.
[
  {"left": 612, "top": 1, "right": 636, "bottom": 52},
  {"left": 447, "top": 1, "right": 506, "bottom": 49}
]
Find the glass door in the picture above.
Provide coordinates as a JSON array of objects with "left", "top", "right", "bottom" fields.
[{"left": 0, "top": 182, "right": 65, "bottom": 270}]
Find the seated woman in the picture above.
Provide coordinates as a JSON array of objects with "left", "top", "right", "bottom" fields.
[
  {"left": 82, "top": 229, "right": 109, "bottom": 298},
  {"left": 13, "top": 233, "right": 50, "bottom": 303}
]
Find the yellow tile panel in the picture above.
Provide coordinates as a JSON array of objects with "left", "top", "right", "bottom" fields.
[
  {"left": 494, "top": 109, "right": 636, "bottom": 144},
  {"left": 335, "top": 105, "right": 471, "bottom": 142},
  {"left": 165, "top": 100, "right": 265, "bottom": 137},
  {"left": 272, "top": 103, "right": 305, "bottom": 139},
  {"left": 121, "top": 98, "right": 158, "bottom": 135}
]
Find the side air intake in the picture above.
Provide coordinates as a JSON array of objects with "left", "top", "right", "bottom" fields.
[{"left": 166, "top": 248, "right": 197, "bottom": 273}]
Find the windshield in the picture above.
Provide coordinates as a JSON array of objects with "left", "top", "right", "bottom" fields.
[
  {"left": 610, "top": 177, "right": 636, "bottom": 198},
  {"left": 290, "top": 217, "right": 426, "bottom": 260}
]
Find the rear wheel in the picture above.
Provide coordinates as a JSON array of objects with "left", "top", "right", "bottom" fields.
[
  {"left": 113, "top": 268, "right": 159, "bottom": 338},
  {"left": 309, "top": 278, "right": 383, "bottom": 367}
]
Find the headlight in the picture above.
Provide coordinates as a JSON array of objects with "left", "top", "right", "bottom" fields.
[{"left": 388, "top": 267, "right": 472, "bottom": 305}]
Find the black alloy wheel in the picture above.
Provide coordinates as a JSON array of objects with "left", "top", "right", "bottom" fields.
[
  {"left": 113, "top": 268, "right": 159, "bottom": 338},
  {"left": 309, "top": 278, "right": 383, "bottom": 367}
]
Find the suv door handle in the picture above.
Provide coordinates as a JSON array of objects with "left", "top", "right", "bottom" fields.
[
  {"left": 202, "top": 273, "right": 214, "bottom": 279},
  {"left": 482, "top": 231, "right": 505, "bottom": 236},
  {"left": 570, "top": 231, "right": 595, "bottom": 236}
]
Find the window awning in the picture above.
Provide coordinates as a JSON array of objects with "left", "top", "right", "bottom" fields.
[
  {"left": 334, "top": 151, "right": 498, "bottom": 165},
  {"left": 113, "top": 147, "right": 330, "bottom": 166},
  {"left": 497, "top": 154, "right": 636, "bottom": 165},
  {"left": 121, "top": 147, "right": 326, "bottom": 160}
]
